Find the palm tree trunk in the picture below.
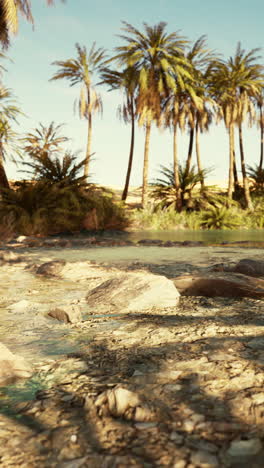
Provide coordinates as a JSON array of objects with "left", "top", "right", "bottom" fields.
[
  {"left": 259, "top": 105, "right": 264, "bottom": 170},
  {"left": 122, "top": 99, "right": 135, "bottom": 201},
  {"left": 227, "top": 123, "right": 235, "bottom": 206},
  {"left": 239, "top": 124, "right": 253, "bottom": 211},
  {"left": 142, "top": 122, "right": 151, "bottom": 209},
  {"left": 195, "top": 122, "right": 204, "bottom": 189},
  {"left": 233, "top": 156, "right": 239, "bottom": 189},
  {"left": 173, "top": 123, "right": 182, "bottom": 211},
  {"left": 84, "top": 85, "right": 92, "bottom": 180},
  {"left": 186, "top": 127, "right": 194, "bottom": 175},
  {"left": 0, "top": 152, "right": 9, "bottom": 189},
  {"left": 84, "top": 113, "right": 92, "bottom": 179}
]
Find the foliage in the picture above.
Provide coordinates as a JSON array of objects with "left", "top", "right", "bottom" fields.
[
  {"left": 151, "top": 163, "right": 216, "bottom": 211},
  {"left": 20, "top": 150, "right": 88, "bottom": 188},
  {"left": 0, "top": 212, "right": 15, "bottom": 242},
  {"left": 0, "top": 0, "right": 64, "bottom": 48},
  {"left": 247, "top": 164, "right": 264, "bottom": 194},
  {"left": 0, "top": 182, "right": 129, "bottom": 236},
  {"left": 130, "top": 205, "right": 185, "bottom": 230},
  {"left": 0, "top": 87, "right": 23, "bottom": 163},
  {"left": 111, "top": 21, "right": 195, "bottom": 127},
  {"left": 22, "top": 122, "right": 69, "bottom": 159},
  {"left": 200, "top": 206, "right": 241, "bottom": 230}
]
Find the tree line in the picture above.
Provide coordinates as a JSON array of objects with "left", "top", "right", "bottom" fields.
[{"left": 0, "top": 2, "right": 263, "bottom": 212}]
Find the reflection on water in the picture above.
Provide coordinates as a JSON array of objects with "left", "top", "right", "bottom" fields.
[{"left": 126, "top": 229, "right": 264, "bottom": 244}]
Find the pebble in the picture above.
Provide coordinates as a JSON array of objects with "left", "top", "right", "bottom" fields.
[
  {"left": 190, "top": 450, "right": 219, "bottom": 467},
  {"left": 227, "top": 438, "right": 263, "bottom": 457},
  {"left": 173, "top": 460, "right": 187, "bottom": 468},
  {"left": 170, "top": 432, "right": 184, "bottom": 444},
  {"left": 134, "top": 422, "right": 158, "bottom": 430}
]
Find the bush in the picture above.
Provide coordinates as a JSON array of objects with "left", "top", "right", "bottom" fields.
[
  {"left": 0, "top": 183, "right": 129, "bottom": 236},
  {"left": 200, "top": 206, "right": 241, "bottom": 230},
  {"left": 130, "top": 205, "right": 185, "bottom": 230}
]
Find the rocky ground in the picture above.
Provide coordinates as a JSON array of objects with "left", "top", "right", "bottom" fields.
[{"left": 0, "top": 238, "right": 264, "bottom": 467}]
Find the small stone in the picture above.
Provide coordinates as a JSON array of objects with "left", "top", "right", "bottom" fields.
[
  {"left": 48, "top": 305, "right": 82, "bottom": 324},
  {"left": 36, "top": 260, "right": 66, "bottom": 277},
  {"left": 182, "top": 420, "right": 195, "bottom": 432},
  {"left": 8, "top": 299, "right": 30, "bottom": 312},
  {"left": 227, "top": 438, "right": 262, "bottom": 457},
  {"left": 164, "top": 384, "right": 182, "bottom": 392},
  {"left": 59, "top": 420, "right": 69, "bottom": 427},
  {"left": 1, "top": 251, "right": 20, "bottom": 262},
  {"left": 251, "top": 393, "right": 264, "bottom": 405},
  {"left": 170, "top": 432, "right": 184, "bottom": 444},
  {"left": 16, "top": 235, "right": 27, "bottom": 242},
  {"left": 190, "top": 450, "right": 219, "bottom": 467},
  {"left": 247, "top": 338, "right": 264, "bottom": 350},
  {"left": 173, "top": 460, "right": 187, "bottom": 468},
  {"left": 57, "top": 458, "right": 87, "bottom": 468},
  {"left": 61, "top": 394, "right": 75, "bottom": 402},
  {"left": 190, "top": 413, "right": 205, "bottom": 424},
  {"left": 134, "top": 422, "right": 157, "bottom": 430}
]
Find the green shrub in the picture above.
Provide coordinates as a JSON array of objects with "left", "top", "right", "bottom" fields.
[
  {"left": 130, "top": 205, "right": 185, "bottom": 230},
  {"left": 0, "top": 183, "right": 129, "bottom": 236},
  {"left": 200, "top": 206, "right": 241, "bottom": 230}
]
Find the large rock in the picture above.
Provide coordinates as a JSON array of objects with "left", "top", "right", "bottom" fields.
[
  {"left": 0, "top": 342, "right": 33, "bottom": 386},
  {"left": 173, "top": 272, "right": 264, "bottom": 298},
  {"left": 86, "top": 271, "right": 180, "bottom": 312},
  {"left": 234, "top": 259, "right": 264, "bottom": 277}
]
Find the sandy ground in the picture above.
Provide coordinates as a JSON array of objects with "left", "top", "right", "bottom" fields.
[{"left": 0, "top": 243, "right": 264, "bottom": 467}]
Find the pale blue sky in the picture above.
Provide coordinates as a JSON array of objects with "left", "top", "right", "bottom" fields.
[{"left": 4, "top": 0, "right": 264, "bottom": 187}]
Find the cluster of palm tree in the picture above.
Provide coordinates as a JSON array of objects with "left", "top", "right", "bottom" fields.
[
  {"left": 0, "top": 9, "right": 263, "bottom": 213},
  {"left": 49, "top": 22, "right": 264, "bottom": 211}
]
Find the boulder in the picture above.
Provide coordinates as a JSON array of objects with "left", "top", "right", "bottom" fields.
[
  {"left": 86, "top": 271, "right": 180, "bottom": 312},
  {"left": 173, "top": 272, "right": 264, "bottom": 298},
  {"left": 36, "top": 260, "right": 66, "bottom": 277},
  {"left": 234, "top": 259, "right": 264, "bottom": 277},
  {"left": 48, "top": 305, "right": 82, "bottom": 324},
  {"left": 0, "top": 342, "right": 33, "bottom": 386}
]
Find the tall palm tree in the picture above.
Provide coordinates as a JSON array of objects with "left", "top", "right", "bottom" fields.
[
  {"left": 50, "top": 43, "right": 106, "bottom": 179},
  {"left": 0, "top": 86, "right": 22, "bottom": 188},
  {"left": 111, "top": 21, "right": 191, "bottom": 208},
  {"left": 210, "top": 45, "right": 264, "bottom": 209},
  {"left": 256, "top": 88, "right": 264, "bottom": 170},
  {"left": 184, "top": 36, "right": 218, "bottom": 178},
  {"left": 0, "top": 0, "right": 63, "bottom": 48},
  {"left": 161, "top": 36, "right": 215, "bottom": 209},
  {"left": 100, "top": 66, "right": 138, "bottom": 201},
  {"left": 161, "top": 92, "right": 185, "bottom": 211}
]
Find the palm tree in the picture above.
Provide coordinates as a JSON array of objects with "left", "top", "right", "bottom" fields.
[
  {"left": 256, "top": 88, "right": 264, "bottom": 170},
  {"left": 22, "top": 121, "right": 69, "bottom": 159},
  {"left": 183, "top": 36, "right": 218, "bottom": 179},
  {"left": 20, "top": 149, "right": 87, "bottom": 188},
  {"left": 100, "top": 66, "right": 138, "bottom": 201},
  {"left": 50, "top": 43, "right": 106, "bottom": 179},
  {"left": 0, "top": 0, "right": 63, "bottom": 48},
  {"left": 111, "top": 21, "right": 192, "bottom": 208},
  {"left": 161, "top": 92, "right": 185, "bottom": 211},
  {"left": 210, "top": 45, "right": 264, "bottom": 209},
  {"left": 0, "top": 86, "right": 22, "bottom": 188}
]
